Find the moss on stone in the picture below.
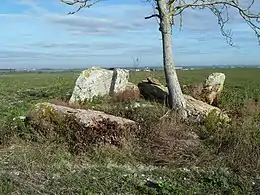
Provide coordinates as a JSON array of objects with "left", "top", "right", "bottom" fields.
[
  {"left": 83, "top": 70, "right": 91, "bottom": 78},
  {"left": 34, "top": 103, "right": 60, "bottom": 122},
  {"left": 82, "top": 67, "right": 105, "bottom": 78}
]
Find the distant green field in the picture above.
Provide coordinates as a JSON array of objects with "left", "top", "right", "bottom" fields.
[{"left": 1, "top": 68, "right": 260, "bottom": 124}]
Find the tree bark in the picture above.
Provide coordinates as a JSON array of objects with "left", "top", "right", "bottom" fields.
[{"left": 156, "top": 0, "right": 187, "bottom": 117}]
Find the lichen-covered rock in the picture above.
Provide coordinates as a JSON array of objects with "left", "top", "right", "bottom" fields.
[
  {"left": 138, "top": 81, "right": 229, "bottom": 122},
  {"left": 182, "top": 73, "right": 225, "bottom": 105},
  {"left": 184, "top": 95, "right": 229, "bottom": 122},
  {"left": 205, "top": 72, "right": 226, "bottom": 86},
  {"left": 147, "top": 76, "right": 162, "bottom": 86},
  {"left": 28, "top": 103, "right": 137, "bottom": 152},
  {"left": 113, "top": 69, "right": 130, "bottom": 93},
  {"left": 70, "top": 67, "right": 129, "bottom": 103},
  {"left": 202, "top": 72, "right": 225, "bottom": 105},
  {"left": 112, "top": 82, "right": 140, "bottom": 102}
]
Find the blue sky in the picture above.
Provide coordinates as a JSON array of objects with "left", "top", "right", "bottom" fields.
[{"left": 0, "top": 0, "right": 259, "bottom": 69}]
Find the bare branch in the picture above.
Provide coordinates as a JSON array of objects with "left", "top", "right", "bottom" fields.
[
  {"left": 209, "top": 4, "right": 234, "bottom": 46},
  {"left": 145, "top": 14, "right": 160, "bottom": 19},
  {"left": 173, "top": 1, "right": 260, "bottom": 19},
  {"left": 60, "top": 0, "right": 100, "bottom": 14},
  {"left": 145, "top": 0, "right": 161, "bottom": 25},
  {"left": 169, "top": 0, "right": 260, "bottom": 45}
]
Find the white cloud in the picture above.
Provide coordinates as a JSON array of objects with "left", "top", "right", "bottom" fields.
[{"left": 0, "top": 0, "right": 259, "bottom": 68}]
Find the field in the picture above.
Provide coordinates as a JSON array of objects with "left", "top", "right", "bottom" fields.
[{"left": 1, "top": 68, "right": 260, "bottom": 194}]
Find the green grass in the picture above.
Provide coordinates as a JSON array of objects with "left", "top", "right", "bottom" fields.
[
  {"left": 1, "top": 68, "right": 260, "bottom": 123},
  {"left": 0, "top": 141, "right": 255, "bottom": 194},
  {"left": 1, "top": 68, "right": 260, "bottom": 194}
]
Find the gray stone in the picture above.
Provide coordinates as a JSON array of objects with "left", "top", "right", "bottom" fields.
[
  {"left": 147, "top": 76, "right": 162, "bottom": 86},
  {"left": 70, "top": 67, "right": 129, "bottom": 103},
  {"left": 205, "top": 73, "right": 226, "bottom": 86},
  {"left": 182, "top": 73, "right": 226, "bottom": 105},
  {"left": 28, "top": 103, "right": 137, "bottom": 148},
  {"left": 113, "top": 69, "right": 130, "bottom": 93},
  {"left": 138, "top": 81, "right": 229, "bottom": 122},
  {"left": 138, "top": 82, "right": 168, "bottom": 104},
  {"left": 202, "top": 72, "right": 226, "bottom": 105},
  {"left": 29, "top": 102, "right": 136, "bottom": 127},
  {"left": 184, "top": 94, "right": 229, "bottom": 122}
]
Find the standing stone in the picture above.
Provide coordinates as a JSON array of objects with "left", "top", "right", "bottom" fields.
[
  {"left": 112, "top": 69, "right": 130, "bottom": 93},
  {"left": 205, "top": 73, "right": 226, "bottom": 86},
  {"left": 201, "top": 73, "right": 226, "bottom": 105},
  {"left": 69, "top": 67, "right": 129, "bottom": 103},
  {"left": 182, "top": 73, "right": 226, "bottom": 106}
]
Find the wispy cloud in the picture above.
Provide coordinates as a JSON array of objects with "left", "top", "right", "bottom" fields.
[
  {"left": 46, "top": 14, "right": 152, "bottom": 36},
  {"left": 0, "top": 0, "right": 259, "bottom": 69}
]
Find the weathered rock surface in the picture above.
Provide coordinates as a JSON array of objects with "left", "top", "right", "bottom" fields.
[
  {"left": 29, "top": 102, "right": 136, "bottom": 128},
  {"left": 202, "top": 72, "right": 225, "bottom": 105},
  {"left": 147, "top": 76, "right": 162, "bottom": 86},
  {"left": 184, "top": 94, "right": 228, "bottom": 122},
  {"left": 205, "top": 72, "right": 226, "bottom": 86},
  {"left": 28, "top": 103, "right": 137, "bottom": 150},
  {"left": 182, "top": 73, "right": 225, "bottom": 105},
  {"left": 138, "top": 79, "right": 229, "bottom": 122},
  {"left": 138, "top": 81, "right": 168, "bottom": 104},
  {"left": 112, "top": 82, "right": 140, "bottom": 102},
  {"left": 70, "top": 67, "right": 130, "bottom": 103}
]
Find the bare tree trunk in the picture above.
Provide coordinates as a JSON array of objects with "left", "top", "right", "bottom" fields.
[{"left": 157, "top": 0, "right": 187, "bottom": 117}]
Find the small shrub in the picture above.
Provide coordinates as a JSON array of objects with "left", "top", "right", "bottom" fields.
[
  {"left": 0, "top": 115, "right": 31, "bottom": 146},
  {"left": 112, "top": 89, "right": 140, "bottom": 103},
  {"left": 139, "top": 112, "right": 203, "bottom": 167},
  {"left": 182, "top": 83, "right": 203, "bottom": 100},
  {"left": 105, "top": 102, "right": 166, "bottom": 135},
  {"left": 241, "top": 99, "right": 260, "bottom": 121},
  {"left": 203, "top": 109, "right": 230, "bottom": 133},
  {"left": 198, "top": 100, "right": 260, "bottom": 177}
]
